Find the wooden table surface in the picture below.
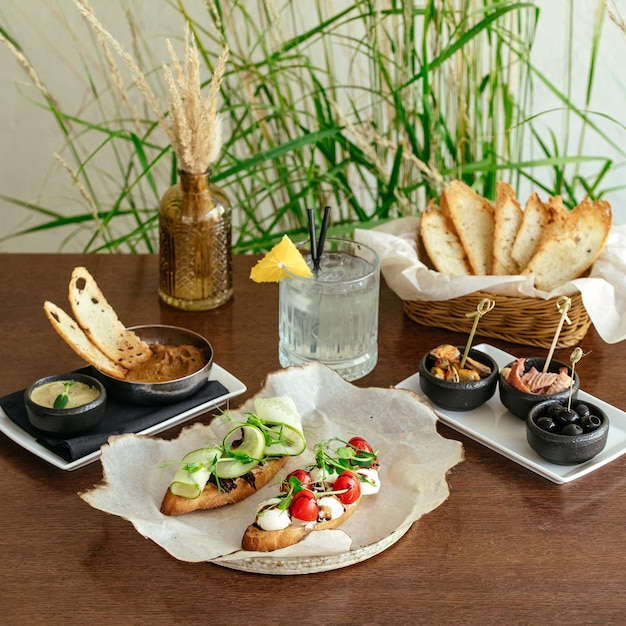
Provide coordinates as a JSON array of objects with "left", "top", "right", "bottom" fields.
[{"left": 1, "top": 253, "right": 625, "bottom": 625}]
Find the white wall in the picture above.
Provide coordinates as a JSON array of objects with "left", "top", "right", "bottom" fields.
[{"left": 1, "top": 0, "right": 625, "bottom": 253}]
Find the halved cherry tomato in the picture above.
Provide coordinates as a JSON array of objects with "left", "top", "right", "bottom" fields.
[
  {"left": 289, "top": 490, "right": 319, "bottom": 522},
  {"left": 348, "top": 436, "right": 377, "bottom": 467},
  {"left": 348, "top": 437, "right": 374, "bottom": 454},
  {"left": 333, "top": 470, "right": 361, "bottom": 505},
  {"left": 281, "top": 469, "right": 313, "bottom": 492}
]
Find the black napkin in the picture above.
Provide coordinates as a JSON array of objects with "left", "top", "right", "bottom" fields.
[{"left": 0, "top": 372, "right": 229, "bottom": 463}]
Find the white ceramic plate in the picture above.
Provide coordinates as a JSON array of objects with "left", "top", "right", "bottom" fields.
[
  {"left": 0, "top": 364, "right": 246, "bottom": 471},
  {"left": 397, "top": 344, "right": 626, "bottom": 484}
]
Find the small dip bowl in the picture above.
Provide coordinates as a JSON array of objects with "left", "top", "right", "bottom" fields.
[
  {"left": 94, "top": 324, "right": 213, "bottom": 405},
  {"left": 499, "top": 357, "right": 580, "bottom": 420},
  {"left": 24, "top": 372, "right": 106, "bottom": 436},
  {"left": 527, "top": 399, "right": 609, "bottom": 465},
  {"left": 418, "top": 347, "right": 499, "bottom": 411}
]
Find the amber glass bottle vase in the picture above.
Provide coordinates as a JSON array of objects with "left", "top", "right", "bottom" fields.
[{"left": 158, "top": 170, "right": 233, "bottom": 310}]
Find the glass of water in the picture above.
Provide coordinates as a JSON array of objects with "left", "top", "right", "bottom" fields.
[{"left": 278, "top": 237, "right": 380, "bottom": 381}]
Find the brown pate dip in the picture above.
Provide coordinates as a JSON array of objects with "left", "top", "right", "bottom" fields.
[{"left": 124, "top": 343, "right": 206, "bottom": 383}]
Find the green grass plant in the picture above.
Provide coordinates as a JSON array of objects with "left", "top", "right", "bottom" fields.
[{"left": 0, "top": 0, "right": 620, "bottom": 253}]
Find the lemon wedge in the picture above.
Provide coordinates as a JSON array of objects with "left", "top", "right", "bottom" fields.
[{"left": 250, "top": 235, "right": 313, "bottom": 283}]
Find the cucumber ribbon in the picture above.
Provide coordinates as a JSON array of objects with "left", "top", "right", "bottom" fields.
[{"left": 168, "top": 396, "right": 306, "bottom": 499}]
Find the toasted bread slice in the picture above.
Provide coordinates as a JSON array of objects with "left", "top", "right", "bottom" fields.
[
  {"left": 521, "top": 197, "right": 612, "bottom": 291},
  {"left": 160, "top": 456, "right": 289, "bottom": 516},
  {"left": 510, "top": 193, "right": 568, "bottom": 270},
  {"left": 492, "top": 182, "right": 523, "bottom": 275},
  {"left": 69, "top": 267, "right": 152, "bottom": 370},
  {"left": 43, "top": 301, "right": 128, "bottom": 379},
  {"left": 241, "top": 495, "right": 362, "bottom": 552},
  {"left": 419, "top": 201, "right": 472, "bottom": 276},
  {"left": 443, "top": 180, "right": 495, "bottom": 275}
]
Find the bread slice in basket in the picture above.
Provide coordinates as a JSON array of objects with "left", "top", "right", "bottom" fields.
[
  {"left": 521, "top": 197, "right": 612, "bottom": 291},
  {"left": 69, "top": 267, "right": 152, "bottom": 369},
  {"left": 419, "top": 200, "right": 472, "bottom": 276},
  {"left": 492, "top": 182, "right": 523, "bottom": 275},
  {"left": 511, "top": 193, "right": 568, "bottom": 270},
  {"left": 443, "top": 180, "right": 495, "bottom": 275}
]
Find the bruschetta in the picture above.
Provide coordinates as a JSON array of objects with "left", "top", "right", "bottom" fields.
[
  {"left": 160, "top": 396, "right": 306, "bottom": 516},
  {"left": 242, "top": 436, "right": 380, "bottom": 552}
]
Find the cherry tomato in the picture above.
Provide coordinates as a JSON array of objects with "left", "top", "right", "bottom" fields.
[
  {"left": 281, "top": 469, "right": 313, "bottom": 492},
  {"left": 348, "top": 437, "right": 374, "bottom": 454},
  {"left": 333, "top": 470, "right": 361, "bottom": 505},
  {"left": 289, "top": 490, "right": 319, "bottom": 522}
]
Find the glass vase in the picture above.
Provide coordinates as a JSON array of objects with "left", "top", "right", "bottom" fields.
[{"left": 158, "top": 170, "right": 233, "bottom": 310}]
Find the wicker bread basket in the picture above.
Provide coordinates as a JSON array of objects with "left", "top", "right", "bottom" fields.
[{"left": 403, "top": 290, "right": 591, "bottom": 348}]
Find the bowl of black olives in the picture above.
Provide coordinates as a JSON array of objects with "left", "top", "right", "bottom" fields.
[{"left": 526, "top": 399, "right": 609, "bottom": 465}]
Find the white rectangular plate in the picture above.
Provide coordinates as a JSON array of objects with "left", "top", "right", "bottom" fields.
[
  {"left": 397, "top": 344, "right": 626, "bottom": 484},
  {"left": 0, "top": 363, "right": 246, "bottom": 471}
]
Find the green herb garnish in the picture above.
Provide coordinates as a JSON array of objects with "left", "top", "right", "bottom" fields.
[{"left": 53, "top": 381, "right": 77, "bottom": 409}]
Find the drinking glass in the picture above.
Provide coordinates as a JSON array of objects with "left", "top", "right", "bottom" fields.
[{"left": 278, "top": 237, "right": 380, "bottom": 381}]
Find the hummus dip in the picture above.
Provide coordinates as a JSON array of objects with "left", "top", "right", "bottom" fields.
[
  {"left": 125, "top": 343, "right": 206, "bottom": 383},
  {"left": 31, "top": 381, "right": 100, "bottom": 409}
]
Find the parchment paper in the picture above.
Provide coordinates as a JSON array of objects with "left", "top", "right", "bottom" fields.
[
  {"left": 81, "top": 362, "right": 463, "bottom": 563},
  {"left": 355, "top": 218, "right": 626, "bottom": 344}
]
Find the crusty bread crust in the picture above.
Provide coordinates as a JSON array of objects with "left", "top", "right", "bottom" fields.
[
  {"left": 521, "top": 197, "right": 612, "bottom": 292},
  {"left": 241, "top": 495, "right": 363, "bottom": 552},
  {"left": 160, "top": 456, "right": 288, "bottom": 516},
  {"left": 69, "top": 266, "right": 152, "bottom": 370},
  {"left": 43, "top": 301, "right": 128, "bottom": 379},
  {"left": 419, "top": 201, "right": 472, "bottom": 277},
  {"left": 492, "top": 182, "right": 523, "bottom": 275},
  {"left": 443, "top": 180, "right": 495, "bottom": 275},
  {"left": 511, "top": 194, "right": 567, "bottom": 270}
]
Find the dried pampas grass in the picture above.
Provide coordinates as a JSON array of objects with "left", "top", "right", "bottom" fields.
[
  {"left": 74, "top": 0, "right": 228, "bottom": 174},
  {"left": 163, "top": 36, "right": 228, "bottom": 174}
]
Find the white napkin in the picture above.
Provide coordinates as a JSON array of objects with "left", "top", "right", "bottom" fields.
[
  {"left": 355, "top": 218, "right": 626, "bottom": 344},
  {"left": 81, "top": 362, "right": 463, "bottom": 564}
]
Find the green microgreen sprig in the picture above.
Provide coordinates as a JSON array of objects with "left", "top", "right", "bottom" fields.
[
  {"left": 53, "top": 381, "right": 77, "bottom": 409},
  {"left": 312, "top": 437, "right": 378, "bottom": 476}
]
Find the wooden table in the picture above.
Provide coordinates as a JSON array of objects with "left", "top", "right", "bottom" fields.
[{"left": 1, "top": 253, "right": 624, "bottom": 625}]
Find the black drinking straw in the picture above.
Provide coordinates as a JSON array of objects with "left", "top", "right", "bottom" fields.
[
  {"left": 307, "top": 208, "right": 318, "bottom": 269},
  {"left": 308, "top": 206, "right": 332, "bottom": 272},
  {"left": 315, "top": 206, "right": 331, "bottom": 270}
]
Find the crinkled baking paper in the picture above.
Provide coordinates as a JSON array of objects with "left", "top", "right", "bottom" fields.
[{"left": 81, "top": 363, "right": 463, "bottom": 569}]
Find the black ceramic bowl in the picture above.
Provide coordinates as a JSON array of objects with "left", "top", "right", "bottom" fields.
[
  {"left": 24, "top": 372, "right": 106, "bottom": 436},
  {"left": 499, "top": 357, "right": 580, "bottom": 420},
  {"left": 527, "top": 399, "right": 609, "bottom": 465},
  {"left": 418, "top": 347, "right": 499, "bottom": 411},
  {"left": 94, "top": 324, "right": 213, "bottom": 405}
]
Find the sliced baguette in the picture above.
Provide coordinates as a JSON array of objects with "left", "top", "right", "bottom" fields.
[
  {"left": 492, "top": 182, "right": 523, "bottom": 275},
  {"left": 419, "top": 201, "right": 472, "bottom": 276},
  {"left": 521, "top": 197, "right": 612, "bottom": 291},
  {"left": 241, "top": 495, "right": 362, "bottom": 552},
  {"left": 160, "top": 456, "right": 288, "bottom": 516},
  {"left": 43, "top": 301, "right": 128, "bottom": 379},
  {"left": 443, "top": 180, "right": 495, "bottom": 275},
  {"left": 510, "top": 193, "right": 568, "bottom": 270},
  {"left": 69, "top": 266, "right": 152, "bottom": 370}
]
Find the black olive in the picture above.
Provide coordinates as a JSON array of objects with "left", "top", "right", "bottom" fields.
[
  {"left": 545, "top": 403, "right": 563, "bottom": 418},
  {"left": 536, "top": 416, "right": 557, "bottom": 432},
  {"left": 555, "top": 407, "right": 580, "bottom": 426},
  {"left": 560, "top": 423, "right": 583, "bottom": 436},
  {"left": 581, "top": 415, "right": 602, "bottom": 433},
  {"left": 574, "top": 402, "right": 591, "bottom": 418}
]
